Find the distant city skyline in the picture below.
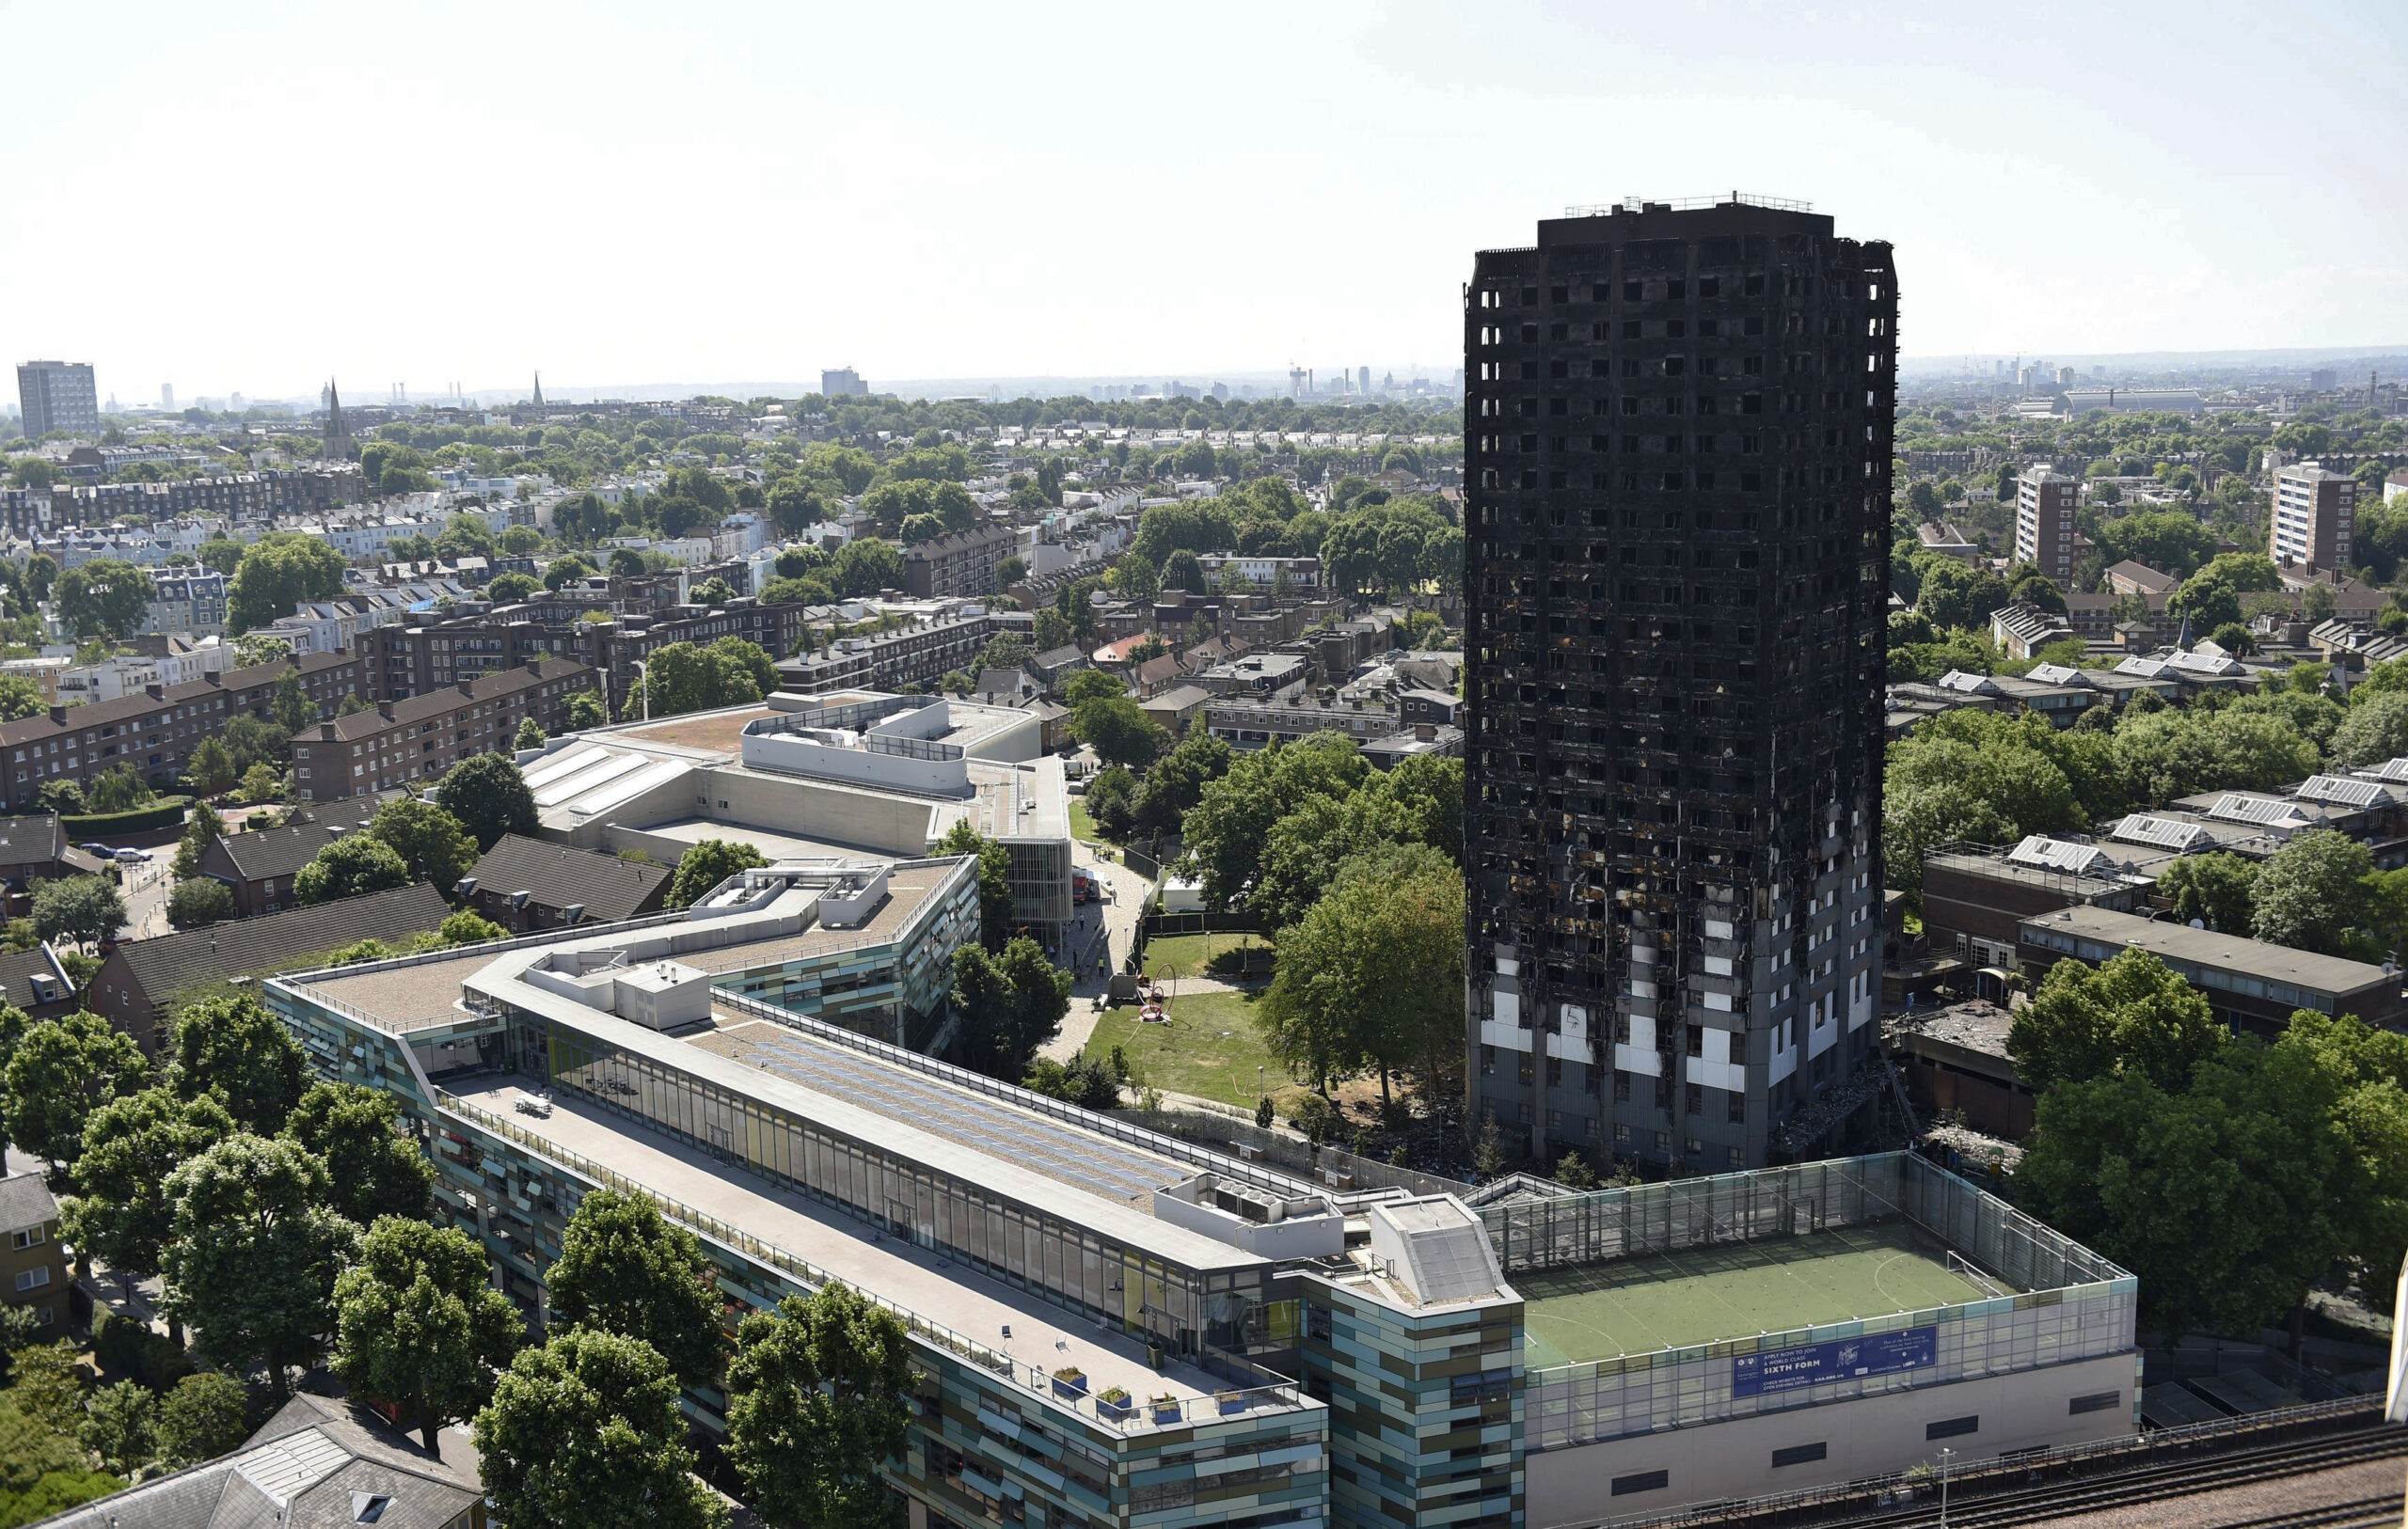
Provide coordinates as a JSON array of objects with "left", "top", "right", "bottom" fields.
[{"left": 5, "top": 2, "right": 2405, "bottom": 398}]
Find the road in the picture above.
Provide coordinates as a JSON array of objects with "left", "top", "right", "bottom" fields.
[{"left": 117, "top": 850, "right": 172, "bottom": 939}]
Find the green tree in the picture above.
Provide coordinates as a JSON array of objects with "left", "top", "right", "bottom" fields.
[
  {"left": 565, "top": 690, "right": 610, "bottom": 730},
  {"left": 440, "top": 908, "right": 508, "bottom": 945},
  {"left": 997, "top": 938, "right": 1072, "bottom": 1072},
  {"left": 335, "top": 1216, "right": 525, "bottom": 1453},
  {"left": 487, "top": 572, "right": 544, "bottom": 603},
  {"left": 228, "top": 533, "right": 345, "bottom": 634},
  {"left": 514, "top": 717, "right": 547, "bottom": 750},
  {"left": 1070, "top": 695, "right": 1164, "bottom": 769},
  {"left": 948, "top": 945, "right": 1022, "bottom": 1080},
  {"left": 169, "top": 992, "right": 309, "bottom": 1133},
  {"left": 1259, "top": 844, "right": 1464, "bottom": 1102},
  {"left": 79, "top": 1379, "right": 158, "bottom": 1477},
  {"left": 2017, "top": 1045, "right": 2346, "bottom": 1343},
  {"left": 434, "top": 752, "right": 538, "bottom": 849},
  {"left": 166, "top": 877, "right": 235, "bottom": 929},
  {"left": 236, "top": 761, "right": 283, "bottom": 803},
  {"left": 726, "top": 1285, "right": 914, "bottom": 1529},
  {"left": 2251, "top": 828, "right": 2378, "bottom": 956},
  {"left": 368, "top": 796, "right": 480, "bottom": 892},
  {"left": 269, "top": 672, "right": 315, "bottom": 735},
  {"left": 160, "top": 1133, "right": 363, "bottom": 1398},
  {"left": 933, "top": 821, "right": 1012, "bottom": 950},
  {"left": 86, "top": 763, "right": 154, "bottom": 814},
  {"left": 33, "top": 780, "right": 85, "bottom": 817},
  {"left": 154, "top": 1371, "right": 252, "bottom": 1468},
  {"left": 281, "top": 1080, "right": 436, "bottom": 1225},
  {"left": 0, "top": 674, "right": 43, "bottom": 723},
  {"left": 546, "top": 1189, "right": 727, "bottom": 1390},
  {"left": 2156, "top": 852, "right": 2258, "bottom": 936},
  {"left": 1179, "top": 734, "right": 1366, "bottom": 912},
  {"left": 63, "top": 1087, "right": 234, "bottom": 1308},
  {"left": 2006, "top": 948, "right": 2227, "bottom": 1096},
  {"left": 53, "top": 558, "right": 158, "bottom": 639},
  {"left": 1058, "top": 668, "right": 1126, "bottom": 709},
  {"left": 2331, "top": 690, "right": 2408, "bottom": 769},
  {"left": 473, "top": 1327, "right": 727, "bottom": 1529},
  {"left": 186, "top": 735, "right": 237, "bottom": 797},
  {"left": 664, "top": 838, "right": 768, "bottom": 909},
  {"left": 5, "top": 1012, "right": 150, "bottom": 1185},
  {"left": 293, "top": 833, "right": 410, "bottom": 905}
]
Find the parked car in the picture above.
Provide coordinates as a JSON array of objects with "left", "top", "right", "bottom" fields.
[
  {"left": 76, "top": 843, "right": 110, "bottom": 857},
  {"left": 112, "top": 847, "right": 148, "bottom": 865}
]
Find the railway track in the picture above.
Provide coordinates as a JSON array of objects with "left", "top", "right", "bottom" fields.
[
  {"left": 1631, "top": 1415, "right": 2406, "bottom": 1528},
  {"left": 1911, "top": 1426, "right": 2408, "bottom": 1527}
]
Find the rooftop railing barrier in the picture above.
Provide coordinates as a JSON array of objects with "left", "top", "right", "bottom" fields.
[
  {"left": 712, "top": 987, "right": 1314, "bottom": 1203},
  {"left": 436, "top": 1087, "right": 1306, "bottom": 1433}
]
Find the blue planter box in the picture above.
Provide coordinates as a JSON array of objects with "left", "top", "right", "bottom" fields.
[
  {"left": 1215, "top": 1392, "right": 1247, "bottom": 1415},
  {"left": 1052, "top": 1373, "right": 1088, "bottom": 1400},
  {"left": 1098, "top": 1393, "right": 1133, "bottom": 1421}
]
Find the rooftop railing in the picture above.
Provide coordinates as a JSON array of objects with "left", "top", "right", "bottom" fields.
[{"left": 712, "top": 986, "right": 1313, "bottom": 1203}]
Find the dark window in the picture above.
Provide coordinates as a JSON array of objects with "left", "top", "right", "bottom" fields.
[
  {"left": 2069, "top": 1392, "right": 2120, "bottom": 1415},
  {"left": 1611, "top": 1471, "right": 1668, "bottom": 1497},
  {"left": 1520, "top": 286, "right": 1538, "bottom": 306},
  {"left": 1926, "top": 1416, "right": 1980, "bottom": 1441},
  {"left": 1623, "top": 280, "right": 1643, "bottom": 301},
  {"left": 1770, "top": 1442, "right": 1826, "bottom": 1468},
  {"left": 1666, "top": 278, "right": 1685, "bottom": 299}
]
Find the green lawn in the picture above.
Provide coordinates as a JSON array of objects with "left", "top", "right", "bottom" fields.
[
  {"left": 1068, "top": 797, "right": 1100, "bottom": 843},
  {"left": 1083, "top": 989, "right": 1300, "bottom": 1111},
  {"left": 1137, "top": 931, "right": 1273, "bottom": 980}
]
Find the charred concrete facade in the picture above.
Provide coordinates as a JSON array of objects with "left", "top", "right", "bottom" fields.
[{"left": 1463, "top": 199, "right": 1897, "bottom": 1173}]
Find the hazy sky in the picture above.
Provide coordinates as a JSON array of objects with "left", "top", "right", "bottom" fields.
[{"left": 6, "top": 1, "right": 2403, "bottom": 402}]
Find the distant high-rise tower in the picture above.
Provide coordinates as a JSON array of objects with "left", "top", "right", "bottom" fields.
[
  {"left": 1464, "top": 197, "right": 1897, "bottom": 1173},
  {"left": 820, "top": 368, "right": 868, "bottom": 398},
  {"left": 161, "top": 384, "right": 175, "bottom": 411},
  {"left": 2015, "top": 466, "right": 2080, "bottom": 582},
  {"left": 1359, "top": 366, "right": 1371, "bottom": 396},
  {"left": 322, "top": 379, "right": 356, "bottom": 460},
  {"left": 532, "top": 371, "right": 545, "bottom": 405},
  {"left": 15, "top": 361, "right": 101, "bottom": 438}
]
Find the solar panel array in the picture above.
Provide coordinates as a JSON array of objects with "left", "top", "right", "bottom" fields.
[
  {"left": 712, "top": 1022, "right": 1177, "bottom": 1206},
  {"left": 2207, "top": 794, "right": 2306, "bottom": 827},
  {"left": 2111, "top": 813, "right": 2211, "bottom": 851},
  {"left": 2005, "top": 835, "right": 2107, "bottom": 875},
  {"left": 2296, "top": 774, "right": 2385, "bottom": 808}
]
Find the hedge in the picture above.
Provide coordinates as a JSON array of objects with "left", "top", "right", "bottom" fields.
[{"left": 61, "top": 796, "right": 192, "bottom": 839}]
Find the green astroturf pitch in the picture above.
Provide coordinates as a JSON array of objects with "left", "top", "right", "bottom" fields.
[{"left": 1517, "top": 1222, "right": 1994, "bottom": 1367}]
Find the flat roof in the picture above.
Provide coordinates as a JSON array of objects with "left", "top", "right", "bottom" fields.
[
  {"left": 688, "top": 1017, "right": 1187, "bottom": 1207},
  {"left": 616, "top": 705, "right": 771, "bottom": 755},
  {"left": 2023, "top": 904, "right": 2400, "bottom": 997},
  {"left": 301, "top": 863, "right": 957, "bottom": 1029},
  {"left": 446, "top": 1077, "right": 1234, "bottom": 1407},
  {"left": 626, "top": 819, "right": 891, "bottom": 862},
  {"left": 1518, "top": 1223, "right": 1992, "bottom": 1366}
]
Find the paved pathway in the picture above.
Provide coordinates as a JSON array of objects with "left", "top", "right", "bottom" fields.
[{"left": 1046, "top": 844, "right": 1156, "bottom": 1062}]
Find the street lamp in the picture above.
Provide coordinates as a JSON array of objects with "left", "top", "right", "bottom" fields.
[{"left": 1938, "top": 1446, "right": 1955, "bottom": 1527}]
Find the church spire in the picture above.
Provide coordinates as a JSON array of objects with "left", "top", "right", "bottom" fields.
[
  {"left": 322, "top": 378, "right": 355, "bottom": 461},
  {"left": 532, "top": 370, "right": 544, "bottom": 406}
]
